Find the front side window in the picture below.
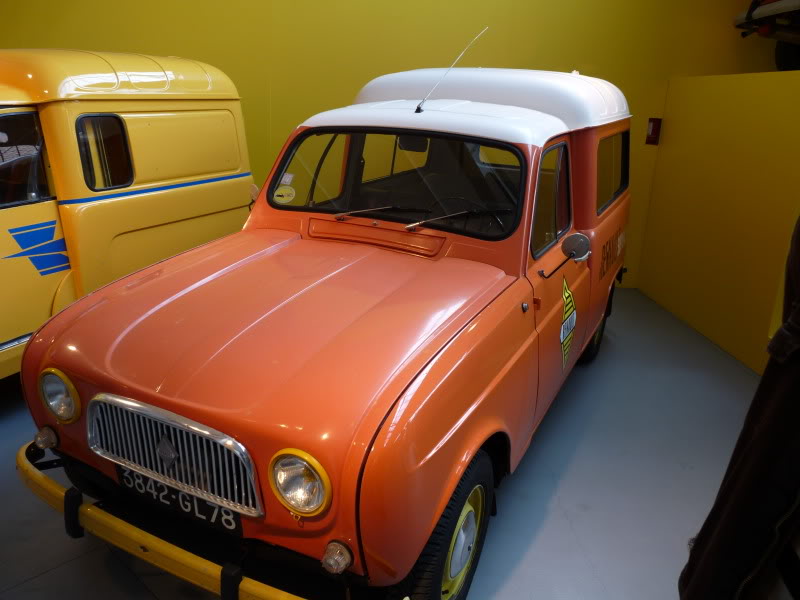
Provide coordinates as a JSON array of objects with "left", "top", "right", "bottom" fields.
[
  {"left": 268, "top": 129, "right": 524, "bottom": 240},
  {"left": 0, "top": 111, "right": 52, "bottom": 208},
  {"left": 77, "top": 115, "right": 133, "bottom": 191},
  {"left": 531, "top": 144, "right": 571, "bottom": 257}
]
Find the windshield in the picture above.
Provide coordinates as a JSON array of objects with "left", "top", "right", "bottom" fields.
[
  {"left": 268, "top": 129, "right": 524, "bottom": 240},
  {"left": 0, "top": 111, "right": 51, "bottom": 207}
]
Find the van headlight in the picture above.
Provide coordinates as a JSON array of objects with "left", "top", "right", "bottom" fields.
[
  {"left": 39, "top": 368, "right": 81, "bottom": 424},
  {"left": 269, "top": 449, "right": 331, "bottom": 516}
]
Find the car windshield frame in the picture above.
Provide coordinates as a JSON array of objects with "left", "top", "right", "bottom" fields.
[{"left": 266, "top": 127, "right": 528, "bottom": 242}]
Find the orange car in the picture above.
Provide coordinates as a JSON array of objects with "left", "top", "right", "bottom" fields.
[{"left": 16, "top": 68, "right": 630, "bottom": 600}]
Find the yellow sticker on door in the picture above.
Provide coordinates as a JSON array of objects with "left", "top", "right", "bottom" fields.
[{"left": 560, "top": 278, "right": 577, "bottom": 368}]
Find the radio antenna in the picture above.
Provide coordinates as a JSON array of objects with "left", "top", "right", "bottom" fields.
[{"left": 415, "top": 26, "right": 488, "bottom": 114}]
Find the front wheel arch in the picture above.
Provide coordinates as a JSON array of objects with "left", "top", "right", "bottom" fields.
[
  {"left": 385, "top": 449, "right": 495, "bottom": 600},
  {"left": 480, "top": 431, "right": 511, "bottom": 488},
  {"left": 360, "top": 420, "right": 514, "bottom": 587}
]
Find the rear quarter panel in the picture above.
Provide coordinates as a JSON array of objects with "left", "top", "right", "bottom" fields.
[{"left": 570, "top": 120, "right": 631, "bottom": 337}]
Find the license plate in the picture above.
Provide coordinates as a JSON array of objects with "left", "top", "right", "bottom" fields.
[{"left": 116, "top": 466, "right": 241, "bottom": 535}]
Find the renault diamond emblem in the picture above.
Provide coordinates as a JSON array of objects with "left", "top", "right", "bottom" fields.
[{"left": 157, "top": 435, "right": 179, "bottom": 470}]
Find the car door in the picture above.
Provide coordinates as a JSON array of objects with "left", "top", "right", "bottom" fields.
[
  {"left": 0, "top": 107, "right": 67, "bottom": 378},
  {"left": 49, "top": 106, "right": 251, "bottom": 298},
  {"left": 526, "top": 139, "right": 591, "bottom": 424}
]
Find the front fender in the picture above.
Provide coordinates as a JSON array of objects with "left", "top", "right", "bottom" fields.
[{"left": 359, "top": 278, "right": 538, "bottom": 585}]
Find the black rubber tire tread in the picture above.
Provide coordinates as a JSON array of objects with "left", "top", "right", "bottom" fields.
[
  {"left": 578, "top": 315, "right": 606, "bottom": 364},
  {"left": 385, "top": 450, "right": 494, "bottom": 600},
  {"left": 579, "top": 282, "right": 616, "bottom": 365}
]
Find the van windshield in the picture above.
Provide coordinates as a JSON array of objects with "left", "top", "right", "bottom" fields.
[
  {"left": 268, "top": 129, "right": 524, "bottom": 240},
  {"left": 0, "top": 112, "right": 51, "bottom": 207}
]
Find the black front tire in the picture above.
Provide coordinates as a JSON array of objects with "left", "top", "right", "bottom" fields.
[
  {"left": 387, "top": 450, "right": 494, "bottom": 600},
  {"left": 578, "top": 314, "right": 607, "bottom": 364}
]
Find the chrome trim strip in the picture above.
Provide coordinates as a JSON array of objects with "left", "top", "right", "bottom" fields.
[
  {"left": 0, "top": 333, "right": 31, "bottom": 353},
  {"left": 86, "top": 393, "right": 263, "bottom": 517}
]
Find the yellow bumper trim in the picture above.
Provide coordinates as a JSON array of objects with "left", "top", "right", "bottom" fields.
[{"left": 15, "top": 444, "right": 307, "bottom": 600}]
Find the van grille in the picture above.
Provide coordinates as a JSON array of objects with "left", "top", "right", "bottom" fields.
[{"left": 87, "top": 394, "right": 262, "bottom": 517}]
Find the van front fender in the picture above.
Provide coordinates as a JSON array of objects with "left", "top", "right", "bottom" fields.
[{"left": 358, "top": 278, "right": 538, "bottom": 585}]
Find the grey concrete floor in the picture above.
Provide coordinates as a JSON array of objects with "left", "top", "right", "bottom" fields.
[{"left": 0, "top": 289, "right": 759, "bottom": 600}]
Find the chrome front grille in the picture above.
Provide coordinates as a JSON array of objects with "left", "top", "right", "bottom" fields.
[{"left": 87, "top": 394, "right": 262, "bottom": 517}]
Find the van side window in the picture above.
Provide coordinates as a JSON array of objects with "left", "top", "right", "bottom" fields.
[
  {"left": 0, "top": 112, "right": 52, "bottom": 208},
  {"left": 531, "top": 144, "right": 571, "bottom": 257},
  {"left": 596, "top": 131, "right": 629, "bottom": 214},
  {"left": 77, "top": 115, "right": 133, "bottom": 191}
]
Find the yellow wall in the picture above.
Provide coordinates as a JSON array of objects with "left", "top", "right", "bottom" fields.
[
  {"left": 3, "top": 0, "right": 773, "bottom": 286},
  {"left": 639, "top": 71, "right": 800, "bottom": 373}
]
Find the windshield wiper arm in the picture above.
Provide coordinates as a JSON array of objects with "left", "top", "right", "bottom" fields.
[
  {"left": 335, "top": 205, "right": 430, "bottom": 221},
  {"left": 405, "top": 208, "right": 513, "bottom": 231},
  {"left": 405, "top": 210, "right": 470, "bottom": 231},
  {"left": 335, "top": 206, "right": 392, "bottom": 221}
]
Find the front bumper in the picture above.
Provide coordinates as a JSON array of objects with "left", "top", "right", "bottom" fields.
[{"left": 15, "top": 443, "right": 306, "bottom": 600}]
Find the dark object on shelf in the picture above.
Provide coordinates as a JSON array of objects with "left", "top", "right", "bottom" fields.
[
  {"left": 678, "top": 214, "right": 800, "bottom": 599},
  {"left": 735, "top": 0, "right": 800, "bottom": 71}
]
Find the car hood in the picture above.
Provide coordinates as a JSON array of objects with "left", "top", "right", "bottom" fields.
[{"left": 37, "top": 229, "right": 512, "bottom": 461}]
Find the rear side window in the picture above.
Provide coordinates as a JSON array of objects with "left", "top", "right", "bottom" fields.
[
  {"left": 77, "top": 115, "right": 133, "bottom": 191},
  {"left": 531, "top": 144, "right": 571, "bottom": 257},
  {"left": 596, "top": 131, "right": 629, "bottom": 214}
]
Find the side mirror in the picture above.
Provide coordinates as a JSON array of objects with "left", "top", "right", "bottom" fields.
[
  {"left": 538, "top": 232, "right": 592, "bottom": 279},
  {"left": 562, "top": 233, "right": 591, "bottom": 262}
]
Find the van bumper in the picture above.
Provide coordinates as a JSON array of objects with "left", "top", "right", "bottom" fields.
[{"left": 15, "top": 443, "right": 307, "bottom": 600}]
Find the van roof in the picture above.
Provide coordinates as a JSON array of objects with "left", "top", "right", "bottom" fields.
[
  {"left": 302, "top": 68, "right": 630, "bottom": 146},
  {"left": 303, "top": 99, "right": 570, "bottom": 147},
  {"left": 0, "top": 49, "right": 239, "bottom": 104},
  {"left": 358, "top": 69, "right": 630, "bottom": 129}
]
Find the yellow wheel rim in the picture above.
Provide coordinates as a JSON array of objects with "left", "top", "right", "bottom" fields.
[{"left": 441, "top": 484, "right": 485, "bottom": 598}]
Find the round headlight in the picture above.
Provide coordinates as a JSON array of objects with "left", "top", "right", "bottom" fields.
[
  {"left": 269, "top": 450, "right": 331, "bottom": 516},
  {"left": 39, "top": 368, "right": 80, "bottom": 423}
]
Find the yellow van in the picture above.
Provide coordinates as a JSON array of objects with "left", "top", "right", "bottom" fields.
[{"left": 0, "top": 49, "right": 252, "bottom": 378}]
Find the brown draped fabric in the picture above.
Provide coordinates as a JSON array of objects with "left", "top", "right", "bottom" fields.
[{"left": 679, "top": 214, "right": 800, "bottom": 599}]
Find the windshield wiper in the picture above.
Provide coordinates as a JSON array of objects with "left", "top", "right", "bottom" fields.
[
  {"left": 335, "top": 205, "right": 431, "bottom": 221},
  {"left": 405, "top": 208, "right": 512, "bottom": 231},
  {"left": 405, "top": 210, "right": 469, "bottom": 230}
]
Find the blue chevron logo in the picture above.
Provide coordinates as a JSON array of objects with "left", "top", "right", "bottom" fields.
[{"left": 4, "top": 220, "right": 71, "bottom": 276}]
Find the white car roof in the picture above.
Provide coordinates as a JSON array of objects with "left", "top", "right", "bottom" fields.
[{"left": 301, "top": 68, "right": 630, "bottom": 147}]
